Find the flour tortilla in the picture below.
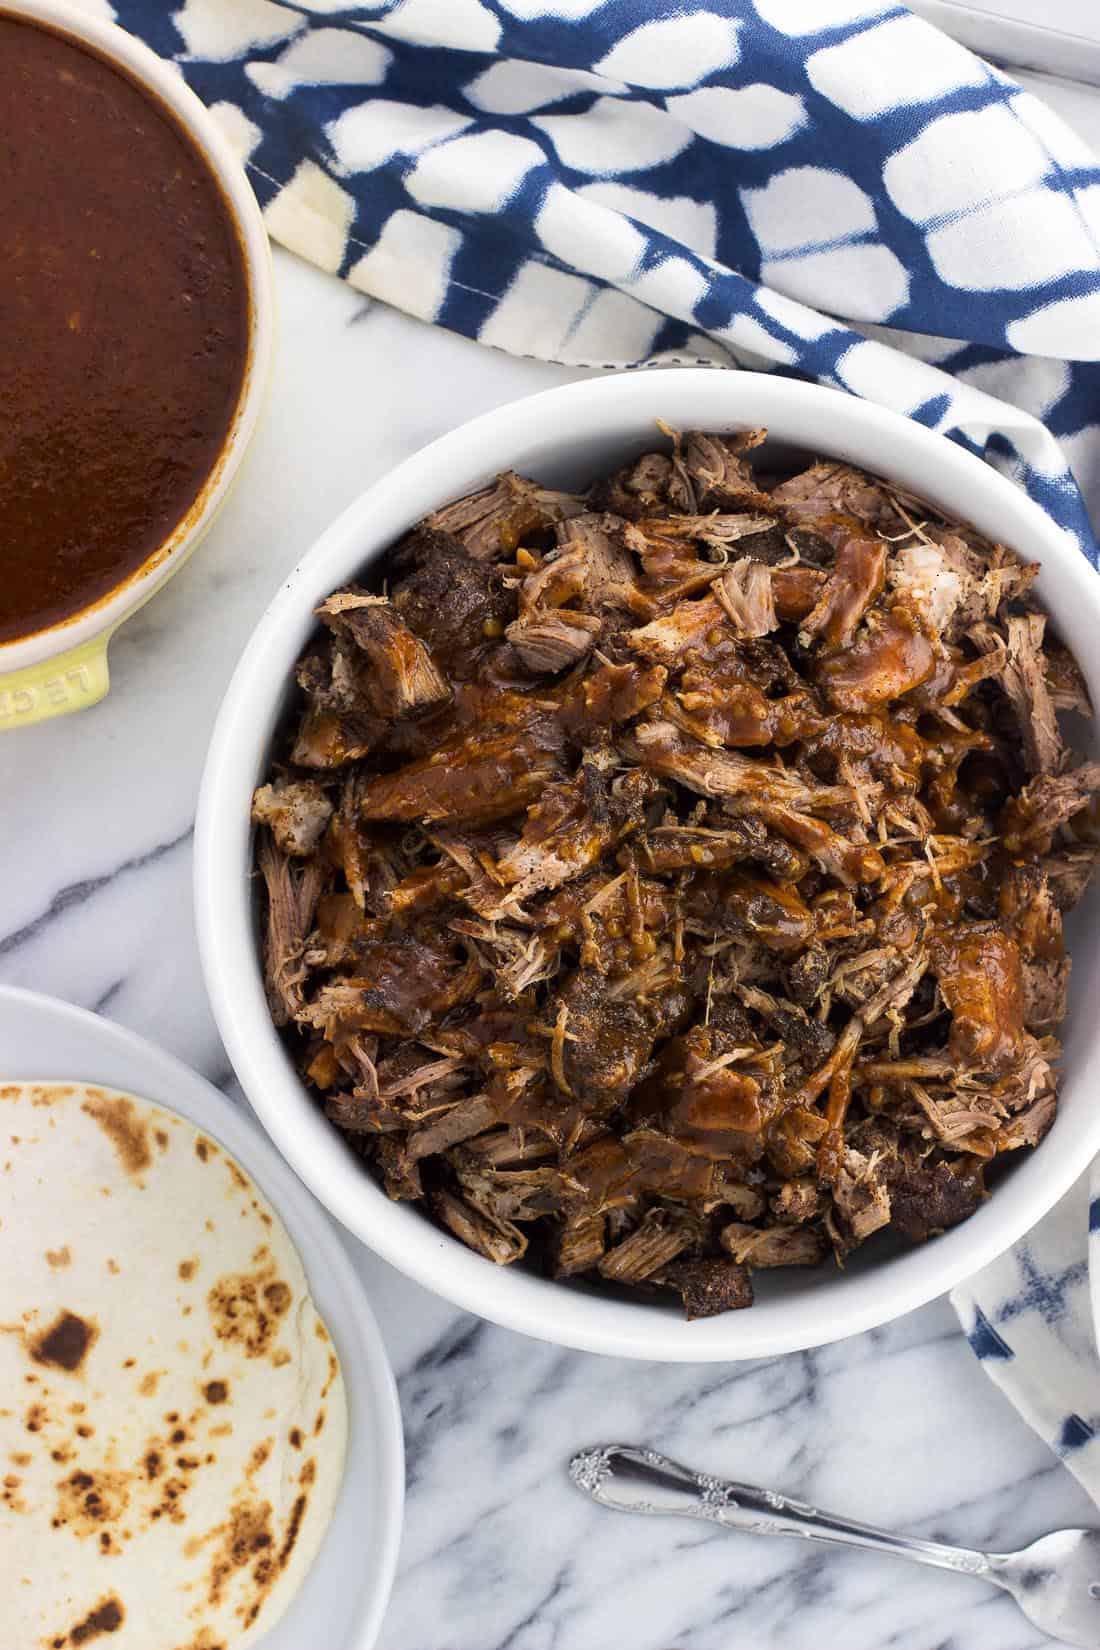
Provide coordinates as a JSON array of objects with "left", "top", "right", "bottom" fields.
[{"left": 0, "top": 1083, "right": 347, "bottom": 1650}]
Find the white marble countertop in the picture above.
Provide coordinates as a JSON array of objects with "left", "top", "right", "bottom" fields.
[{"left": 6, "top": 61, "right": 1100, "bottom": 1650}]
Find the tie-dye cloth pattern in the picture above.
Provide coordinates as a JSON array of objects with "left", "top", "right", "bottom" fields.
[
  {"left": 952, "top": 1170, "right": 1100, "bottom": 1498},
  {"left": 100, "top": 0, "right": 1100, "bottom": 1481},
  {"left": 100, "top": 0, "right": 1100, "bottom": 559}
]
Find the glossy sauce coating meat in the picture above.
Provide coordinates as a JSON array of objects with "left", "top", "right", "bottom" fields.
[{"left": 253, "top": 428, "right": 1100, "bottom": 1316}]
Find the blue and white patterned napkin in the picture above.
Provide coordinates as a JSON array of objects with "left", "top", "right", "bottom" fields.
[
  {"left": 106, "top": 0, "right": 1100, "bottom": 1484},
  {"left": 109, "top": 0, "right": 1100, "bottom": 556},
  {"left": 952, "top": 1172, "right": 1100, "bottom": 1498}
]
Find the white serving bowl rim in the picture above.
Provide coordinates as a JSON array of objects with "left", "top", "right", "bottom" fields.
[{"left": 196, "top": 369, "right": 1100, "bottom": 1362}]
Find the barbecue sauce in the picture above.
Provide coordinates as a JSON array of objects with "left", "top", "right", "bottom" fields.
[{"left": 0, "top": 13, "right": 249, "bottom": 643}]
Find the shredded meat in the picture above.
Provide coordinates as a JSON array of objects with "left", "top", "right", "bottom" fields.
[
  {"left": 253, "top": 429, "right": 1100, "bottom": 1317},
  {"left": 316, "top": 590, "right": 451, "bottom": 720},
  {"left": 252, "top": 778, "right": 333, "bottom": 858}
]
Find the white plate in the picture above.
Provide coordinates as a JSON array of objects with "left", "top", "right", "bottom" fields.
[{"left": 0, "top": 985, "right": 403, "bottom": 1650}]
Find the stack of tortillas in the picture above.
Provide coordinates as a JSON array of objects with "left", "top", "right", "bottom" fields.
[{"left": 0, "top": 1082, "right": 348, "bottom": 1650}]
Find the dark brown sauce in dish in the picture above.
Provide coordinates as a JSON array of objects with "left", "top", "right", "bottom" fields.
[{"left": 0, "top": 14, "right": 249, "bottom": 645}]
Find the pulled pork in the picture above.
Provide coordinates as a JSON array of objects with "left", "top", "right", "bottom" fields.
[{"left": 252, "top": 429, "right": 1100, "bottom": 1317}]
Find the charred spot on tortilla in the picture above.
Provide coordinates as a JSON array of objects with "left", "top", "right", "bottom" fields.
[
  {"left": 137, "top": 1372, "right": 162, "bottom": 1398},
  {"left": 206, "top": 1499, "right": 275, "bottom": 1607},
  {"left": 32, "top": 1311, "right": 97, "bottom": 1373},
  {"left": 154, "top": 1131, "right": 169, "bottom": 1151},
  {"left": 203, "top": 1380, "right": 229, "bottom": 1405},
  {"left": 149, "top": 1472, "right": 190, "bottom": 1526},
  {"left": 207, "top": 1264, "right": 292, "bottom": 1360},
  {"left": 178, "top": 1259, "right": 199, "bottom": 1282},
  {"left": 56, "top": 1468, "right": 130, "bottom": 1534},
  {"left": 80, "top": 1096, "right": 151, "bottom": 1180},
  {"left": 31, "top": 1085, "right": 72, "bottom": 1107},
  {"left": 263, "top": 1281, "right": 291, "bottom": 1314},
  {"left": 45, "top": 1246, "right": 72, "bottom": 1269},
  {"left": 277, "top": 1493, "right": 308, "bottom": 1572},
  {"left": 51, "top": 1594, "right": 125, "bottom": 1646},
  {"left": 195, "top": 1138, "right": 217, "bottom": 1163},
  {"left": 288, "top": 1428, "right": 302, "bottom": 1450},
  {"left": 245, "top": 1440, "right": 272, "bottom": 1477}
]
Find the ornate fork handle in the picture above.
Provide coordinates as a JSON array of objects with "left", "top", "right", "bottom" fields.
[{"left": 570, "top": 1446, "right": 992, "bottom": 1582}]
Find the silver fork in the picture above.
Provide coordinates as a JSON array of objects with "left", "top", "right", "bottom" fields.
[{"left": 570, "top": 1444, "right": 1100, "bottom": 1648}]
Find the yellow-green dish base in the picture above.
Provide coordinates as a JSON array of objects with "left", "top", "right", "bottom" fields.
[{"left": 0, "top": 637, "right": 111, "bottom": 730}]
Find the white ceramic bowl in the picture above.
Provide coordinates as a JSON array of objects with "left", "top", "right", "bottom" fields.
[
  {"left": 0, "top": 0, "right": 274, "bottom": 731},
  {"left": 196, "top": 370, "right": 1100, "bottom": 1362},
  {"left": 0, "top": 986, "right": 404, "bottom": 1649}
]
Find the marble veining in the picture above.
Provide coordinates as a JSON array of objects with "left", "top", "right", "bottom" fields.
[{"left": 8, "top": 64, "right": 1100, "bottom": 1640}]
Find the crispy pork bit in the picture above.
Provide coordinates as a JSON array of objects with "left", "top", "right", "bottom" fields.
[
  {"left": 252, "top": 779, "right": 333, "bottom": 858},
  {"left": 831, "top": 1149, "right": 892, "bottom": 1245},
  {"left": 772, "top": 459, "right": 891, "bottom": 526},
  {"left": 423, "top": 469, "right": 585, "bottom": 560},
  {"left": 996, "top": 614, "right": 1064, "bottom": 776},
  {"left": 714, "top": 558, "right": 778, "bottom": 638},
  {"left": 357, "top": 694, "right": 566, "bottom": 826},
  {"left": 431, "top": 1187, "right": 527, "bottom": 1263},
  {"left": 317, "top": 590, "right": 451, "bottom": 720},
  {"left": 816, "top": 607, "right": 935, "bottom": 711},
  {"left": 599, "top": 1207, "right": 699, "bottom": 1283},
  {"left": 256, "top": 834, "right": 327, "bottom": 1026},
  {"left": 1001, "top": 763, "right": 1100, "bottom": 855},
  {"left": 798, "top": 521, "right": 886, "bottom": 650},
  {"left": 391, "top": 530, "right": 515, "bottom": 678},
  {"left": 553, "top": 1211, "right": 608, "bottom": 1277},
  {"left": 507, "top": 613, "right": 600, "bottom": 673},
  {"left": 1043, "top": 844, "right": 1100, "bottom": 911},
  {"left": 684, "top": 429, "right": 773, "bottom": 511},
  {"left": 887, "top": 1159, "right": 985, "bottom": 1243},
  {"left": 496, "top": 761, "right": 657, "bottom": 903},
  {"left": 551, "top": 968, "right": 689, "bottom": 1101},
  {"left": 659, "top": 1256, "right": 754, "bottom": 1318},
  {"left": 720, "top": 1222, "right": 826, "bottom": 1268},
  {"left": 932, "top": 928, "right": 1024, "bottom": 1076},
  {"left": 252, "top": 425, "right": 1100, "bottom": 1318}
]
